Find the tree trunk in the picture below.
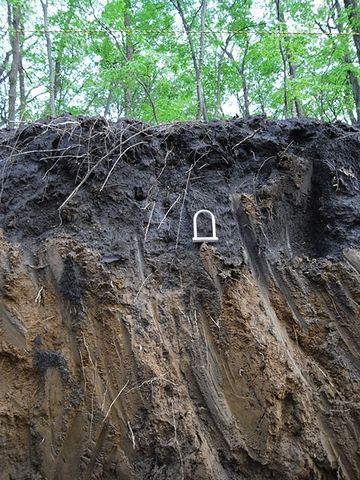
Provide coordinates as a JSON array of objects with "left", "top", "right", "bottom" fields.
[
  {"left": 137, "top": 79, "right": 158, "bottom": 122},
  {"left": 278, "top": 39, "right": 289, "bottom": 117},
  {"left": 40, "top": 0, "right": 55, "bottom": 116},
  {"left": 54, "top": 59, "right": 61, "bottom": 108},
  {"left": 288, "top": 62, "right": 304, "bottom": 117},
  {"left": 275, "top": 0, "right": 303, "bottom": 117},
  {"left": 124, "top": 0, "right": 133, "bottom": 116},
  {"left": 197, "top": 0, "right": 208, "bottom": 121},
  {"left": 335, "top": 0, "right": 360, "bottom": 121},
  {"left": 0, "top": 51, "right": 11, "bottom": 84},
  {"left": 173, "top": 0, "right": 208, "bottom": 121},
  {"left": 19, "top": 57, "right": 26, "bottom": 120},
  {"left": 348, "top": 68, "right": 360, "bottom": 121},
  {"left": 7, "top": 1, "right": 21, "bottom": 128},
  {"left": 221, "top": 39, "right": 250, "bottom": 119},
  {"left": 240, "top": 40, "right": 250, "bottom": 119},
  {"left": 19, "top": 19, "right": 26, "bottom": 121},
  {"left": 343, "top": 0, "right": 360, "bottom": 64},
  {"left": 214, "top": 48, "right": 225, "bottom": 118}
]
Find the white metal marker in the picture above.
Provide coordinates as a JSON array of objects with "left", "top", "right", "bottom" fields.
[{"left": 192, "top": 210, "right": 219, "bottom": 243}]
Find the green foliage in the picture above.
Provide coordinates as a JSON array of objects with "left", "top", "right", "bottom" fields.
[{"left": 1, "top": 0, "right": 360, "bottom": 124}]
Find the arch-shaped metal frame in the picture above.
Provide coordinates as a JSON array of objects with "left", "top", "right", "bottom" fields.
[{"left": 192, "top": 209, "right": 219, "bottom": 243}]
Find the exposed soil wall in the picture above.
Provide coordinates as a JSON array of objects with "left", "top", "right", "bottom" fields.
[{"left": 0, "top": 115, "right": 359, "bottom": 480}]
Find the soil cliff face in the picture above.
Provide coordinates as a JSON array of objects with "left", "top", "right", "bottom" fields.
[{"left": 0, "top": 116, "right": 359, "bottom": 480}]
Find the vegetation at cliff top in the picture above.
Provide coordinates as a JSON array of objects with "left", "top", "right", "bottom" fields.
[{"left": 2, "top": 0, "right": 360, "bottom": 126}]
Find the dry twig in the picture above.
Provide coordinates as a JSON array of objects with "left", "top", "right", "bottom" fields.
[
  {"left": 133, "top": 272, "right": 153, "bottom": 302},
  {"left": 232, "top": 127, "right": 261, "bottom": 150},
  {"left": 128, "top": 421, "right": 136, "bottom": 449},
  {"left": 158, "top": 194, "right": 181, "bottom": 229},
  {"left": 144, "top": 202, "right": 156, "bottom": 241},
  {"left": 35, "top": 286, "right": 44, "bottom": 304},
  {"left": 103, "top": 379, "right": 129, "bottom": 423}
]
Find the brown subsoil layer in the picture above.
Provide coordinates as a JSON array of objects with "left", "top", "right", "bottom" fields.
[{"left": 0, "top": 115, "right": 359, "bottom": 479}]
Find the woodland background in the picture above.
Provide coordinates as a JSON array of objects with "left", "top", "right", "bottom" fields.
[{"left": 1, "top": 0, "right": 360, "bottom": 127}]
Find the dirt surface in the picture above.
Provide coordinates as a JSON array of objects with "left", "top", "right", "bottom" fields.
[{"left": 0, "top": 115, "right": 359, "bottom": 480}]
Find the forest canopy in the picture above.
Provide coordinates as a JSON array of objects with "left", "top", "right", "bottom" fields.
[{"left": 1, "top": 0, "right": 360, "bottom": 126}]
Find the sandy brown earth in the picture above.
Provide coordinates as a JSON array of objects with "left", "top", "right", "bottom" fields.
[{"left": 0, "top": 115, "right": 359, "bottom": 479}]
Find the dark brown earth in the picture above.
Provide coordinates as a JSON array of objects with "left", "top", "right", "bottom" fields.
[{"left": 0, "top": 115, "right": 359, "bottom": 480}]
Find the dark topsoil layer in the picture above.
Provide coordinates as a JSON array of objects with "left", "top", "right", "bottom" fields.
[{"left": 0, "top": 114, "right": 359, "bottom": 259}]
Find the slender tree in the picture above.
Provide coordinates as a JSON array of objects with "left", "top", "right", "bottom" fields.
[
  {"left": 18, "top": 14, "right": 26, "bottom": 120},
  {"left": 172, "top": 0, "right": 208, "bottom": 121},
  {"left": 274, "top": 0, "right": 304, "bottom": 117},
  {"left": 335, "top": 0, "right": 360, "bottom": 120},
  {"left": 40, "top": 0, "right": 55, "bottom": 116},
  {"left": 220, "top": 36, "right": 250, "bottom": 119},
  {"left": 123, "top": 0, "right": 133, "bottom": 115},
  {"left": 7, "top": 0, "right": 21, "bottom": 127},
  {"left": 343, "top": 0, "right": 360, "bottom": 64}
]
